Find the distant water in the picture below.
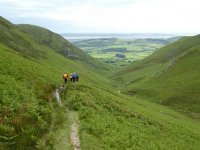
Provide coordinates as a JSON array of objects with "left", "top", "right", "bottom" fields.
[{"left": 62, "top": 33, "right": 177, "bottom": 41}]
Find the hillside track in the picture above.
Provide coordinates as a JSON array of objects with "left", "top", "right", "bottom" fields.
[{"left": 55, "top": 86, "right": 81, "bottom": 150}]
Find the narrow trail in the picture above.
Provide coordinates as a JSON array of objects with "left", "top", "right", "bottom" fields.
[
  {"left": 55, "top": 88, "right": 63, "bottom": 106},
  {"left": 69, "top": 111, "right": 81, "bottom": 150},
  {"left": 54, "top": 86, "right": 81, "bottom": 150}
]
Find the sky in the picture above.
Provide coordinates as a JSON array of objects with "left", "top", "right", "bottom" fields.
[{"left": 0, "top": 0, "right": 200, "bottom": 34}]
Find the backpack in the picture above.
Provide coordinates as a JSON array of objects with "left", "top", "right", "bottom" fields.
[
  {"left": 72, "top": 73, "right": 76, "bottom": 78},
  {"left": 64, "top": 74, "right": 68, "bottom": 79}
]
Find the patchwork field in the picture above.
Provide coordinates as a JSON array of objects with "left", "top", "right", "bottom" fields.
[{"left": 73, "top": 37, "right": 180, "bottom": 67}]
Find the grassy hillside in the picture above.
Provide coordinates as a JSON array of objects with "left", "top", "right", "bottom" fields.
[
  {"left": 0, "top": 17, "right": 112, "bottom": 149},
  {"left": 17, "top": 24, "right": 90, "bottom": 61},
  {"left": 0, "top": 17, "right": 46, "bottom": 58},
  {"left": 17, "top": 24, "right": 116, "bottom": 75},
  {"left": 1, "top": 16, "right": 200, "bottom": 149},
  {"left": 62, "top": 82, "right": 200, "bottom": 149},
  {"left": 0, "top": 43, "right": 62, "bottom": 149},
  {"left": 117, "top": 34, "right": 200, "bottom": 74},
  {"left": 115, "top": 35, "right": 200, "bottom": 118}
]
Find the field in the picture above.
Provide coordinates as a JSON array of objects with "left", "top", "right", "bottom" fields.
[{"left": 73, "top": 37, "right": 180, "bottom": 67}]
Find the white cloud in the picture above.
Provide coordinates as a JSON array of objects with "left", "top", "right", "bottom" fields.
[
  {"left": 0, "top": 0, "right": 50, "bottom": 9},
  {"left": 0, "top": 0, "right": 200, "bottom": 34}
]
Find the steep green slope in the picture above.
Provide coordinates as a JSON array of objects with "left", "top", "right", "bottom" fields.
[
  {"left": 0, "top": 17, "right": 112, "bottom": 149},
  {"left": 0, "top": 17, "right": 46, "bottom": 58},
  {"left": 17, "top": 24, "right": 116, "bottom": 74},
  {"left": 0, "top": 44, "right": 61, "bottom": 149},
  {"left": 117, "top": 34, "right": 200, "bottom": 75},
  {"left": 130, "top": 47, "right": 200, "bottom": 117},
  {"left": 115, "top": 35, "right": 200, "bottom": 118},
  {"left": 62, "top": 82, "right": 200, "bottom": 149},
  {"left": 17, "top": 24, "right": 90, "bottom": 61}
]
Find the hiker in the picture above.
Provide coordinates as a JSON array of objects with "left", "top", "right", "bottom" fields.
[
  {"left": 63, "top": 73, "right": 68, "bottom": 84},
  {"left": 70, "top": 73, "right": 73, "bottom": 82},
  {"left": 75, "top": 72, "right": 79, "bottom": 82},
  {"left": 72, "top": 72, "right": 76, "bottom": 82}
]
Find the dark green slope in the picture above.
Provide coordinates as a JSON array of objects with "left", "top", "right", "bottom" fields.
[
  {"left": 17, "top": 24, "right": 90, "bottom": 60},
  {"left": 0, "top": 16, "right": 46, "bottom": 58},
  {"left": 115, "top": 35, "right": 200, "bottom": 118},
  {"left": 17, "top": 24, "right": 116, "bottom": 74},
  {"left": 0, "top": 17, "right": 113, "bottom": 90},
  {"left": 0, "top": 17, "right": 112, "bottom": 86},
  {"left": 0, "top": 16, "right": 13, "bottom": 28}
]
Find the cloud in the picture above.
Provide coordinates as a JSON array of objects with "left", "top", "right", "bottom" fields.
[
  {"left": 0, "top": 0, "right": 200, "bottom": 33},
  {"left": 0, "top": 0, "right": 50, "bottom": 10}
]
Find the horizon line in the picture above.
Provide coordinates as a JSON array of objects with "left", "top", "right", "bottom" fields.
[{"left": 60, "top": 32, "right": 198, "bottom": 36}]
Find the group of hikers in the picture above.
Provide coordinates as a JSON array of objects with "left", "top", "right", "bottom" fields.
[{"left": 63, "top": 72, "right": 79, "bottom": 84}]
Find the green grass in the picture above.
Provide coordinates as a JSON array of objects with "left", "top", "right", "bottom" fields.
[
  {"left": 115, "top": 35, "right": 200, "bottom": 119},
  {"left": 1, "top": 16, "right": 200, "bottom": 149},
  {"left": 135, "top": 47, "right": 200, "bottom": 117},
  {"left": 0, "top": 17, "right": 112, "bottom": 149},
  {"left": 0, "top": 43, "right": 113, "bottom": 148},
  {"left": 62, "top": 82, "right": 200, "bottom": 149},
  {"left": 0, "top": 45, "right": 57, "bottom": 149}
]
